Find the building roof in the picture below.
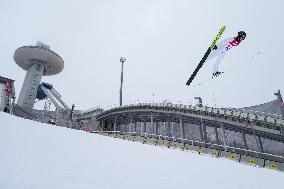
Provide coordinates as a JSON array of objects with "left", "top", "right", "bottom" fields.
[
  {"left": 236, "top": 90, "right": 284, "bottom": 118},
  {"left": 0, "top": 76, "right": 14, "bottom": 84}
]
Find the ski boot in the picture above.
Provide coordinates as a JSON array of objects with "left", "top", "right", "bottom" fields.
[{"left": 212, "top": 71, "right": 223, "bottom": 78}]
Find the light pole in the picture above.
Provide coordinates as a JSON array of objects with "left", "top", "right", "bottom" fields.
[{"left": 119, "top": 57, "right": 126, "bottom": 107}]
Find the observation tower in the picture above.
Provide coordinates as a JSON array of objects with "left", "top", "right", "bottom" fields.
[{"left": 13, "top": 42, "right": 64, "bottom": 109}]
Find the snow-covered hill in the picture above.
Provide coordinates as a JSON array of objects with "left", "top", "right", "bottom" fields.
[{"left": 0, "top": 112, "right": 283, "bottom": 189}]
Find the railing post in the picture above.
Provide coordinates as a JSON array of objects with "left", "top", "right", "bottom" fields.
[
  {"left": 180, "top": 116, "right": 185, "bottom": 145},
  {"left": 151, "top": 112, "right": 154, "bottom": 135},
  {"left": 215, "top": 126, "right": 219, "bottom": 145},
  {"left": 167, "top": 121, "right": 171, "bottom": 138},
  {"left": 221, "top": 123, "right": 227, "bottom": 151},
  {"left": 242, "top": 131, "right": 248, "bottom": 150},
  {"left": 199, "top": 123, "right": 204, "bottom": 143},
  {"left": 134, "top": 122, "right": 137, "bottom": 133},
  {"left": 257, "top": 136, "right": 264, "bottom": 153},
  {"left": 130, "top": 114, "right": 133, "bottom": 132},
  {"left": 114, "top": 116, "right": 117, "bottom": 132},
  {"left": 155, "top": 122, "right": 159, "bottom": 136}
]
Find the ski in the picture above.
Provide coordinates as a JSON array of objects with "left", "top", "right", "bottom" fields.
[{"left": 186, "top": 26, "right": 226, "bottom": 86}]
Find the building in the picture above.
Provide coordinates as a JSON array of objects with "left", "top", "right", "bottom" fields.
[{"left": 0, "top": 76, "right": 15, "bottom": 113}]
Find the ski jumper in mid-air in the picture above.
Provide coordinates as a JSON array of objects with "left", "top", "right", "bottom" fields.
[{"left": 207, "top": 31, "right": 246, "bottom": 77}]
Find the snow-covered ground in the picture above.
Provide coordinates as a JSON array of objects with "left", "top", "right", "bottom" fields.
[{"left": 0, "top": 112, "right": 283, "bottom": 189}]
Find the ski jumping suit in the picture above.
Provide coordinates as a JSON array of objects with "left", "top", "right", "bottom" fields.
[{"left": 207, "top": 37, "right": 241, "bottom": 74}]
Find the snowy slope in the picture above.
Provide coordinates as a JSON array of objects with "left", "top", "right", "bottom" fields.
[{"left": 0, "top": 112, "right": 283, "bottom": 189}]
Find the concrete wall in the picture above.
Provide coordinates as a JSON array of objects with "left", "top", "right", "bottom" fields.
[
  {"left": 265, "top": 160, "right": 284, "bottom": 171},
  {"left": 0, "top": 83, "right": 5, "bottom": 111},
  {"left": 94, "top": 131, "right": 284, "bottom": 172},
  {"left": 220, "top": 151, "right": 241, "bottom": 162},
  {"left": 241, "top": 155, "right": 264, "bottom": 167}
]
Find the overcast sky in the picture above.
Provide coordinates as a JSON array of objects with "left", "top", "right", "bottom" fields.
[{"left": 1, "top": 0, "right": 283, "bottom": 110}]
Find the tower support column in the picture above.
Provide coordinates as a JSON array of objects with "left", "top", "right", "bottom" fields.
[{"left": 17, "top": 63, "right": 44, "bottom": 109}]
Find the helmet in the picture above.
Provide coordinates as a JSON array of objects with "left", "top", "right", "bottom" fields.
[{"left": 238, "top": 31, "right": 246, "bottom": 37}]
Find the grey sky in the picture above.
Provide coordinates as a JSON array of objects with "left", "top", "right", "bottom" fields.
[{"left": 1, "top": 0, "right": 283, "bottom": 110}]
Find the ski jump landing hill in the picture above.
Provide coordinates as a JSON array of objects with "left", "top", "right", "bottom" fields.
[{"left": 1, "top": 112, "right": 284, "bottom": 189}]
